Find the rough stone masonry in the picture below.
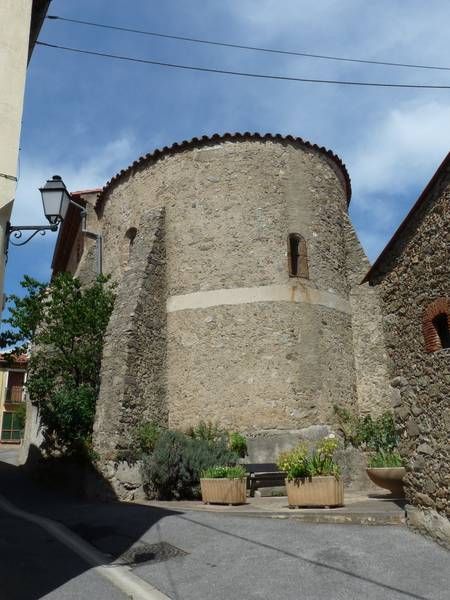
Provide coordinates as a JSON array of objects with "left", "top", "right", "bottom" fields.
[
  {"left": 59, "top": 133, "right": 391, "bottom": 495},
  {"left": 367, "top": 153, "right": 450, "bottom": 547}
]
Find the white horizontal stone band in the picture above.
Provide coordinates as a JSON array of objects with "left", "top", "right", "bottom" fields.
[{"left": 167, "top": 283, "right": 351, "bottom": 314}]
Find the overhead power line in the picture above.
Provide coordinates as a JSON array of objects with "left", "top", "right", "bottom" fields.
[
  {"left": 47, "top": 14, "right": 450, "bottom": 72},
  {"left": 36, "top": 41, "right": 450, "bottom": 89}
]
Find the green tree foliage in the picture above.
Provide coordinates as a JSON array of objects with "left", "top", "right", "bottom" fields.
[
  {"left": 15, "top": 403, "right": 27, "bottom": 432},
  {"left": 0, "top": 273, "right": 115, "bottom": 457}
]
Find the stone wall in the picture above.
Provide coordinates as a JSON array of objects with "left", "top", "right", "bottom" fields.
[
  {"left": 92, "top": 208, "right": 167, "bottom": 497},
  {"left": 66, "top": 191, "right": 100, "bottom": 280},
  {"left": 370, "top": 162, "right": 450, "bottom": 546},
  {"left": 97, "top": 138, "right": 373, "bottom": 435},
  {"left": 344, "top": 219, "right": 392, "bottom": 415}
]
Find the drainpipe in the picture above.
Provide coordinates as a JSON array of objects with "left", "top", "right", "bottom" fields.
[{"left": 70, "top": 199, "right": 102, "bottom": 276}]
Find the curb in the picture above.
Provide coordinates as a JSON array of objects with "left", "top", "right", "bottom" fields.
[{"left": 143, "top": 502, "right": 406, "bottom": 525}]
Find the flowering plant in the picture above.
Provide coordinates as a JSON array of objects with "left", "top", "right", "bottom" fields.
[{"left": 277, "top": 436, "right": 341, "bottom": 481}]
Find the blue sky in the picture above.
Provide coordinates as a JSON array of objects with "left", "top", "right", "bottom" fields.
[{"left": 6, "top": 0, "right": 450, "bottom": 298}]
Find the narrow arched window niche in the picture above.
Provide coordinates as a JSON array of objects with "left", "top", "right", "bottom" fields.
[
  {"left": 422, "top": 297, "right": 450, "bottom": 352},
  {"left": 121, "top": 226, "right": 138, "bottom": 268},
  {"left": 287, "top": 233, "right": 309, "bottom": 279}
]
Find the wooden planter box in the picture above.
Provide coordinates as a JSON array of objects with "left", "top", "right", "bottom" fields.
[
  {"left": 286, "top": 476, "right": 344, "bottom": 508},
  {"left": 200, "top": 477, "right": 247, "bottom": 505},
  {"left": 366, "top": 468, "right": 406, "bottom": 497}
]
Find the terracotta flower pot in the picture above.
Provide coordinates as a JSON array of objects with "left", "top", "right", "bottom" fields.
[
  {"left": 200, "top": 477, "right": 247, "bottom": 505},
  {"left": 366, "top": 467, "right": 406, "bottom": 497},
  {"left": 286, "top": 476, "right": 344, "bottom": 508}
]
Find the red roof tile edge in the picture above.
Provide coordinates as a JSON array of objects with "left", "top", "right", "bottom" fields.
[
  {"left": 71, "top": 188, "right": 102, "bottom": 197},
  {"left": 95, "top": 132, "right": 351, "bottom": 211},
  {"left": 0, "top": 353, "right": 28, "bottom": 365},
  {"left": 363, "top": 152, "right": 450, "bottom": 284}
]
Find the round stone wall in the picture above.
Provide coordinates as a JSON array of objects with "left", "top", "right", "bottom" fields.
[{"left": 98, "top": 137, "right": 357, "bottom": 432}]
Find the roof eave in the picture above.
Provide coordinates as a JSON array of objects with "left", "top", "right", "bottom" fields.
[
  {"left": 95, "top": 132, "right": 352, "bottom": 212},
  {"left": 28, "top": 0, "right": 51, "bottom": 64}
]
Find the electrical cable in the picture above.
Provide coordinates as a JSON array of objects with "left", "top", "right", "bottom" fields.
[
  {"left": 36, "top": 41, "right": 450, "bottom": 89},
  {"left": 47, "top": 14, "right": 450, "bottom": 72}
]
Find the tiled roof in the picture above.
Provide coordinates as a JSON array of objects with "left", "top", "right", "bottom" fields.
[
  {"left": 71, "top": 188, "right": 102, "bottom": 197},
  {"left": 0, "top": 353, "right": 28, "bottom": 366},
  {"left": 95, "top": 132, "right": 351, "bottom": 211}
]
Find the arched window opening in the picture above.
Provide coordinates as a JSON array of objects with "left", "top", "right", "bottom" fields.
[
  {"left": 125, "top": 227, "right": 138, "bottom": 245},
  {"left": 422, "top": 297, "right": 450, "bottom": 352},
  {"left": 432, "top": 313, "right": 450, "bottom": 349},
  {"left": 288, "top": 233, "right": 309, "bottom": 279},
  {"left": 121, "top": 227, "right": 138, "bottom": 268}
]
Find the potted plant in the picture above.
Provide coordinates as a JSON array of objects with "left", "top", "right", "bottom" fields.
[
  {"left": 277, "top": 437, "right": 344, "bottom": 508},
  {"left": 333, "top": 407, "right": 406, "bottom": 496},
  {"left": 200, "top": 465, "right": 247, "bottom": 505},
  {"left": 366, "top": 450, "right": 406, "bottom": 497}
]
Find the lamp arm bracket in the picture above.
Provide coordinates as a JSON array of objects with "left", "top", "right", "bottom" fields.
[{"left": 4, "top": 221, "right": 58, "bottom": 259}]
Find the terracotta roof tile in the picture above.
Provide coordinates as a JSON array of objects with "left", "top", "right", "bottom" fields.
[
  {"left": 71, "top": 188, "right": 102, "bottom": 197},
  {"left": 0, "top": 353, "right": 28, "bottom": 365}
]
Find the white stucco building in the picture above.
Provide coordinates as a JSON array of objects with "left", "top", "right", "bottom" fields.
[{"left": 0, "top": 0, "right": 50, "bottom": 304}]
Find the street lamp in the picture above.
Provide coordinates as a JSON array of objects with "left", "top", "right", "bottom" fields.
[
  {"left": 39, "top": 175, "right": 71, "bottom": 225},
  {"left": 4, "top": 175, "right": 102, "bottom": 274},
  {"left": 4, "top": 175, "right": 69, "bottom": 256}
]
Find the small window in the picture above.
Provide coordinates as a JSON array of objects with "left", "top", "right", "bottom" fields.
[
  {"left": 121, "top": 227, "right": 138, "bottom": 268},
  {"left": 288, "top": 233, "right": 309, "bottom": 278},
  {"left": 422, "top": 298, "right": 450, "bottom": 352},
  {"left": 432, "top": 314, "right": 450, "bottom": 349}
]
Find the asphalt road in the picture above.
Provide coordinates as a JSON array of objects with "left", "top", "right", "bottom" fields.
[
  {"left": 0, "top": 447, "right": 449, "bottom": 600},
  {"left": 0, "top": 448, "right": 130, "bottom": 600},
  {"left": 132, "top": 512, "right": 449, "bottom": 600}
]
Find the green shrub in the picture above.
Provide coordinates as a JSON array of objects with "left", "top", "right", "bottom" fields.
[
  {"left": 277, "top": 437, "right": 340, "bottom": 480},
  {"left": 333, "top": 406, "right": 398, "bottom": 451},
  {"left": 201, "top": 465, "right": 247, "bottom": 479},
  {"left": 142, "top": 430, "right": 239, "bottom": 499},
  {"left": 38, "top": 384, "right": 97, "bottom": 456},
  {"left": 367, "top": 450, "right": 404, "bottom": 468},
  {"left": 186, "top": 420, "right": 225, "bottom": 443},
  {"left": 135, "top": 422, "right": 162, "bottom": 455},
  {"left": 229, "top": 432, "right": 247, "bottom": 458}
]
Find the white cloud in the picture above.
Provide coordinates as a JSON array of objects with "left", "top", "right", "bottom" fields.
[
  {"left": 229, "top": 0, "right": 340, "bottom": 32},
  {"left": 12, "top": 134, "right": 136, "bottom": 224},
  {"left": 349, "top": 100, "right": 450, "bottom": 199}
]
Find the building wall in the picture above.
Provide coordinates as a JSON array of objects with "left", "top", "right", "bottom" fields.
[
  {"left": 0, "top": 364, "right": 27, "bottom": 443},
  {"left": 370, "top": 163, "right": 450, "bottom": 545},
  {"left": 0, "top": 0, "right": 33, "bottom": 305},
  {"left": 95, "top": 138, "right": 384, "bottom": 444},
  {"left": 344, "top": 221, "right": 392, "bottom": 416},
  {"left": 93, "top": 208, "right": 168, "bottom": 467}
]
